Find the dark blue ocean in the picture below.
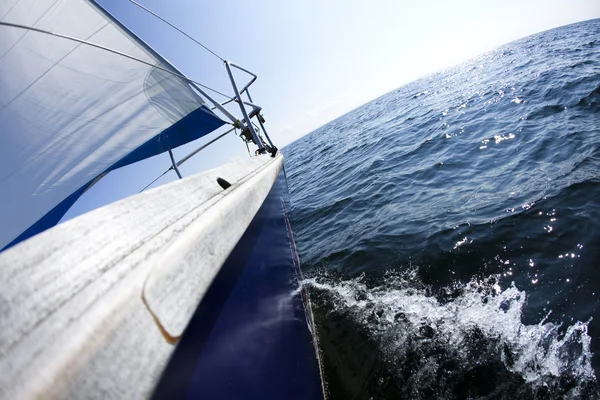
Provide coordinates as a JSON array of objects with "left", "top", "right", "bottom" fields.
[{"left": 284, "top": 19, "right": 600, "bottom": 399}]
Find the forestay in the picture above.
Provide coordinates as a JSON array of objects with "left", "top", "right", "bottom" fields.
[{"left": 0, "top": 0, "right": 226, "bottom": 250}]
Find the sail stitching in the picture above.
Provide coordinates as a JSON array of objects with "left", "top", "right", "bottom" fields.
[
  {"left": 0, "top": 21, "right": 109, "bottom": 113},
  {"left": 0, "top": 21, "right": 235, "bottom": 102},
  {"left": 0, "top": 0, "right": 61, "bottom": 60}
]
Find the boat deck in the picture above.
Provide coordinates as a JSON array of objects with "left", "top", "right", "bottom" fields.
[{"left": 0, "top": 154, "right": 323, "bottom": 398}]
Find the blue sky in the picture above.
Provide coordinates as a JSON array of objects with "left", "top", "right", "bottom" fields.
[{"left": 63, "top": 0, "right": 600, "bottom": 220}]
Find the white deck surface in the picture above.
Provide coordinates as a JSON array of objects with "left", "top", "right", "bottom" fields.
[{"left": 0, "top": 153, "right": 283, "bottom": 399}]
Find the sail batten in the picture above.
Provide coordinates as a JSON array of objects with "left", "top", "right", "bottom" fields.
[{"left": 0, "top": 0, "right": 227, "bottom": 250}]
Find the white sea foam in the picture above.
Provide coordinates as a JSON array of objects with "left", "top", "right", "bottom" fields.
[{"left": 302, "top": 271, "right": 596, "bottom": 394}]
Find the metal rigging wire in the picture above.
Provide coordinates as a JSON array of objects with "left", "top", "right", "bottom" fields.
[
  {"left": 127, "top": 0, "right": 226, "bottom": 62},
  {"left": 138, "top": 168, "right": 172, "bottom": 193}
]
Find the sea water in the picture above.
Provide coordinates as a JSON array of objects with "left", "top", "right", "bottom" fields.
[{"left": 285, "top": 19, "right": 600, "bottom": 399}]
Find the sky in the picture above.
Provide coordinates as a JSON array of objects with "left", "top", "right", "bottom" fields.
[{"left": 62, "top": 0, "right": 600, "bottom": 220}]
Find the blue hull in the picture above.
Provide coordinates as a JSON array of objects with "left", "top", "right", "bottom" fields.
[{"left": 152, "top": 167, "right": 324, "bottom": 399}]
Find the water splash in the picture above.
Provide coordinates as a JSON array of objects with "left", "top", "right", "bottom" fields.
[{"left": 303, "top": 271, "right": 598, "bottom": 398}]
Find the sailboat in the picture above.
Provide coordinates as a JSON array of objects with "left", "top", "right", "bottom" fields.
[{"left": 0, "top": 0, "right": 325, "bottom": 398}]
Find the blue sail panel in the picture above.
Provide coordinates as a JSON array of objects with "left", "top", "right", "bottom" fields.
[{"left": 3, "top": 106, "right": 225, "bottom": 250}]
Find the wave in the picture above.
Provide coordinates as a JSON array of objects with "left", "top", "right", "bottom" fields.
[
  {"left": 303, "top": 271, "right": 598, "bottom": 399},
  {"left": 526, "top": 104, "right": 565, "bottom": 119},
  {"left": 576, "top": 84, "right": 600, "bottom": 109}
]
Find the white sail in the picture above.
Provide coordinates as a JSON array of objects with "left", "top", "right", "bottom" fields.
[{"left": 0, "top": 0, "right": 226, "bottom": 249}]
